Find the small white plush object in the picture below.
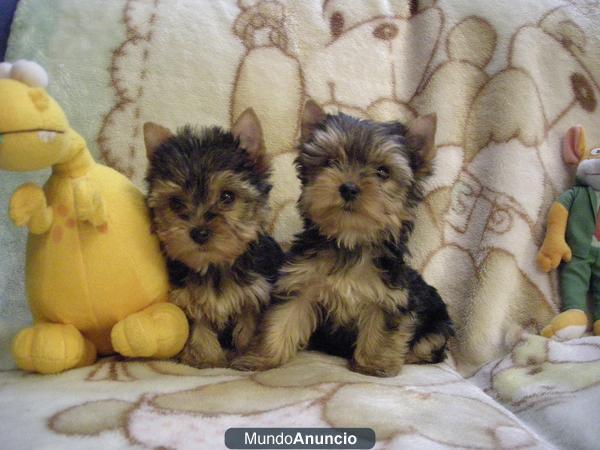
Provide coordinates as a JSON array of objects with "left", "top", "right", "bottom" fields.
[
  {"left": 0, "top": 62, "right": 12, "bottom": 79},
  {"left": 554, "top": 325, "right": 588, "bottom": 341},
  {"left": 0, "top": 60, "right": 49, "bottom": 88}
]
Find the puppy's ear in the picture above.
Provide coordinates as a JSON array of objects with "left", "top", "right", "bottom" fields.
[
  {"left": 301, "top": 99, "right": 326, "bottom": 141},
  {"left": 232, "top": 108, "right": 269, "bottom": 173},
  {"left": 144, "top": 122, "right": 173, "bottom": 159},
  {"left": 406, "top": 114, "right": 437, "bottom": 164}
]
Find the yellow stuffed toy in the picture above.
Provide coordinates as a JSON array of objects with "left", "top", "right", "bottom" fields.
[{"left": 0, "top": 60, "right": 188, "bottom": 374}]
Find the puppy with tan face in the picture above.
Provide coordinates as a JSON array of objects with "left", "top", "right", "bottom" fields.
[
  {"left": 144, "top": 109, "right": 284, "bottom": 368},
  {"left": 233, "top": 101, "right": 453, "bottom": 377}
]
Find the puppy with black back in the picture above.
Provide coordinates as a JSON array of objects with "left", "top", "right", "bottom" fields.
[
  {"left": 144, "top": 109, "right": 284, "bottom": 368},
  {"left": 233, "top": 101, "right": 453, "bottom": 377}
]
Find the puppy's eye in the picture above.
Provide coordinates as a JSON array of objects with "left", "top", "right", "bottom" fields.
[
  {"left": 220, "top": 191, "right": 235, "bottom": 205},
  {"left": 376, "top": 166, "right": 390, "bottom": 179},
  {"left": 168, "top": 197, "right": 190, "bottom": 220},
  {"left": 326, "top": 159, "right": 337, "bottom": 168},
  {"left": 169, "top": 197, "right": 185, "bottom": 212},
  {"left": 169, "top": 197, "right": 190, "bottom": 220}
]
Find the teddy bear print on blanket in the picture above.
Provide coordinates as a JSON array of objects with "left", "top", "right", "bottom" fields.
[{"left": 13, "top": 0, "right": 600, "bottom": 374}]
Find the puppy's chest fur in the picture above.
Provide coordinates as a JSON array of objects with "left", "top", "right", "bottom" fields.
[
  {"left": 169, "top": 234, "right": 283, "bottom": 330},
  {"left": 279, "top": 246, "right": 407, "bottom": 326},
  {"left": 173, "top": 275, "right": 269, "bottom": 329}
]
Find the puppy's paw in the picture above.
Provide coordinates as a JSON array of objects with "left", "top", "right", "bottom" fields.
[
  {"left": 350, "top": 359, "right": 402, "bottom": 378},
  {"left": 233, "top": 323, "right": 256, "bottom": 353},
  {"left": 178, "top": 348, "right": 228, "bottom": 369},
  {"left": 230, "top": 353, "right": 279, "bottom": 372}
]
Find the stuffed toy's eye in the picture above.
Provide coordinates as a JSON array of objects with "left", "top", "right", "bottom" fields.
[
  {"left": 376, "top": 166, "right": 390, "bottom": 179},
  {"left": 591, "top": 148, "right": 600, "bottom": 156},
  {"left": 220, "top": 191, "right": 235, "bottom": 205}
]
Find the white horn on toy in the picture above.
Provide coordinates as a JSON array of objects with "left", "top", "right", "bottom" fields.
[{"left": 3, "top": 60, "right": 48, "bottom": 87}]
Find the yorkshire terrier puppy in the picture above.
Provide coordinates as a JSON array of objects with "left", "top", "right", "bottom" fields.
[
  {"left": 233, "top": 101, "right": 453, "bottom": 377},
  {"left": 144, "top": 109, "right": 284, "bottom": 368}
]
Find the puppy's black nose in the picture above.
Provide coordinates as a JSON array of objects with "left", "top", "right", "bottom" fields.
[
  {"left": 190, "top": 227, "right": 211, "bottom": 245},
  {"left": 339, "top": 182, "right": 361, "bottom": 202}
]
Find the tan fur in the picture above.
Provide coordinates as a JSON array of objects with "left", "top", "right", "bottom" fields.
[
  {"left": 353, "top": 305, "right": 414, "bottom": 377},
  {"left": 405, "top": 333, "right": 449, "bottom": 364},
  {"left": 170, "top": 266, "right": 270, "bottom": 367},
  {"left": 170, "top": 276, "right": 270, "bottom": 330},
  {"left": 233, "top": 248, "right": 411, "bottom": 371},
  {"left": 148, "top": 170, "right": 269, "bottom": 272},
  {"left": 279, "top": 249, "right": 409, "bottom": 316},
  {"left": 179, "top": 321, "right": 228, "bottom": 368},
  {"left": 301, "top": 171, "right": 409, "bottom": 248},
  {"left": 150, "top": 163, "right": 273, "bottom": 368},
  {"left": 233, "top": 305, "right": 260, "bottom": 352},
  {"left": 237, "top": 295, "right": 319, "bottom": 370},
  {"left": 233, "top": 108, "right": 444, "bottom": 375},
  {"left": 299, "top": 133, "right": 413, "bottom": 248},
  {"left": 143, "top": 122, "right": 173, "bottom": 158}
]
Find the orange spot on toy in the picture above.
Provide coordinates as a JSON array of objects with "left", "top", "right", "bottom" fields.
[
  {"left": 97, "top": 223, "right": 109, "bottom": 234},
  {"left": 56, "top": 204, "right": 69, "bottom": 217},
  {"left": 51, "top": 226, "right": 63, "bottom": 244},
  {"left": 66, "top": 218, "right": 76, "bottom": 228}
]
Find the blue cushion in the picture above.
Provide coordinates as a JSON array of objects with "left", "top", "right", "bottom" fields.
[{"left": 0, "top": 0, "right": 19, "bottom": 59}]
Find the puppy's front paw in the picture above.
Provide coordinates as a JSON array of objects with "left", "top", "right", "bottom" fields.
[
  {"left": 233, "top": 323, "right": 256, "bottom": 353},
  {"left": 178, "top": 347, "right": 228, "bottom": 369},
  {"left": 350, "top": 359, "right": 402, "bottom": 378},
  {"left": 230, "top": 353, "right": 278, "bottom": 372}
]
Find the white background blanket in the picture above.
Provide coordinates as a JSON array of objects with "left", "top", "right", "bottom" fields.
[
  {"left": 1, "top": 1, "right": 600, "bottom": 448},
  {"left": 3, "top": 0, "right": 600, "bottom": 371}
]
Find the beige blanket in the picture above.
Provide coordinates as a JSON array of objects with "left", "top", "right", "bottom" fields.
[
  {"left": 2, "top": 1, "right": 600, "bottom": 449},
  {"left": 99, "top": 0, "right": 600, "bottom": 372},
  {"left": 0, "top": 349, "right": 555, "bottom": 449},
  {"left": 2, "top": 333, "right": 600, "bottom": 449},
  {"left": 2, "top": 0, "right": 600, "bottom": 372}
]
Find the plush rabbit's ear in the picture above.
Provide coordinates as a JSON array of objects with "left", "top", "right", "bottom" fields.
[
  {"left": 563, "top": 125, "right": 586, "bottom": 165},
  {"left": 0, "top": 60, "right": 48, "bottom": 87}
]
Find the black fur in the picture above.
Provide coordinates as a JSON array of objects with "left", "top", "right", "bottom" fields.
[
  {"left": 146, "top": 125, "right": 272, "bottom": 205},
  {"left": 166, "top": 234, "right": 284, "bottom": 349},
  {"left": 145, "top": 123, "right": 284, "bottom": 360},
  {"left": 288, "top": 224, "right": 453, "bottom": 363},
  {"left": 295, "top": 113, "right": 426, "bottom": 211},
  {"left": 295, "top": 111, "right": 453, "bottom": 364},
  {"left": 166, "top": 234, "right": 284, "bottom": 291}
]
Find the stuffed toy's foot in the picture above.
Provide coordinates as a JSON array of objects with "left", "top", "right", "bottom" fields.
[
  {"left": 541, "top": 309, "right": 588, "bottom": 340},
  {"left": 12, "top": 323, "right": 97, "bottom": 374},
  {"left": 111, "top": 302, "right": 188, "bottom": 359},
  {"left": 594, "top": 320, "right": 600, "bottom": 336}
]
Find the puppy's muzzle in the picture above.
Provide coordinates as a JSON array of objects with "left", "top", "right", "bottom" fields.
[
  {"left": 190, "top": 227, "right": 211, "bottom": 245},
  {"left": 339, "top": 182, "right": 361, "bottom": 202}
]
